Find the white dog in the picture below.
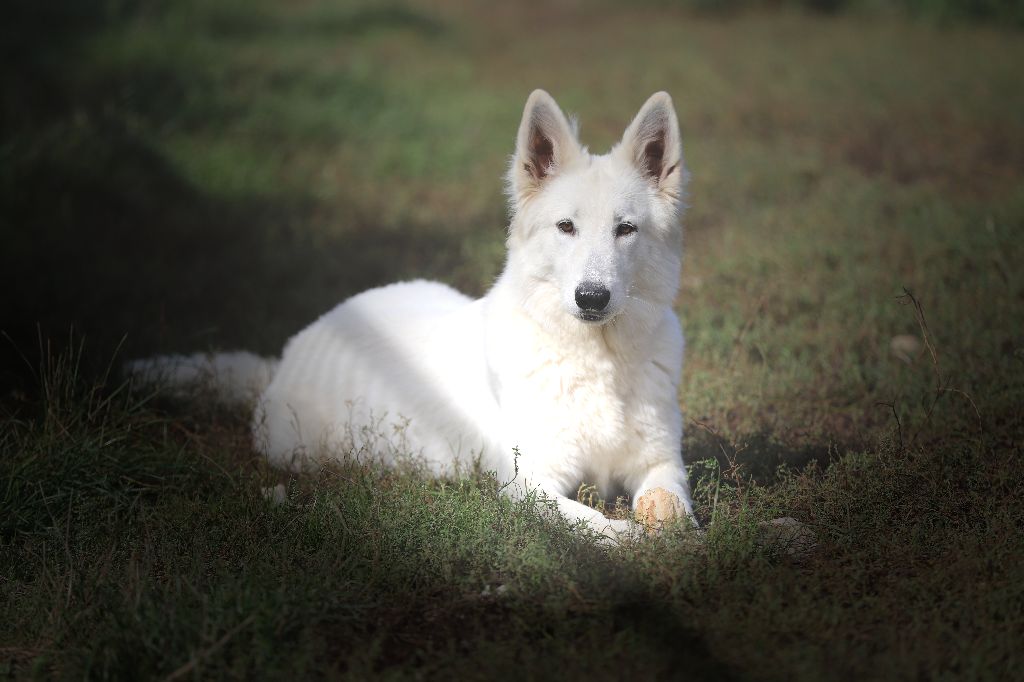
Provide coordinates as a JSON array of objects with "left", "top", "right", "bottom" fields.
[{"left": 131, "top": 90, "right": 696, "bottom": 540}]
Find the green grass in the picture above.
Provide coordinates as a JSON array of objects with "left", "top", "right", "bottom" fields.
[{"left": 3, "top": 0, "right": 1024, "bottom": 679}]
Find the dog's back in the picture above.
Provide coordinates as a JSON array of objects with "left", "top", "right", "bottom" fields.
[{"left": 255, "top": 279, "right": 503, "bottom": 473}]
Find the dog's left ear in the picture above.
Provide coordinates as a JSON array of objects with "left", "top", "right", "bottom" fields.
[{"left": 617, "top": 92, "right": 686, "bottom": 203}]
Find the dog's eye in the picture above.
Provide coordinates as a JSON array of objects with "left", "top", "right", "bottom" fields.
[
  {"left": 615, "top": 222, "right": 637, "bottom": 237},
  {"left": 557, "top": 219, "right": 576, "bottom": 235}
]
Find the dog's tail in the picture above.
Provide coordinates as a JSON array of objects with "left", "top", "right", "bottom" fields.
[{"left": 124, "top": 351, "right": 279, "bottom": 405}]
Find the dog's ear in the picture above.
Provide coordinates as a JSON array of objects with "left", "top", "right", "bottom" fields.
[
  {"left": 618, "top": 92, "right": 686, "bottom": 202},
  {"left": 509, "top": 90, "right": 582, "bottom": 204}
]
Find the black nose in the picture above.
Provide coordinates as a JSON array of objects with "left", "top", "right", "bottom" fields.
[{"left": 575, "top": 282, "right": 610, "bottom": 312}]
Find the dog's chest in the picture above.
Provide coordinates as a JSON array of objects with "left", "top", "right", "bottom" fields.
[{"left": 496, "top": 333, "right": 649, "bottom": 462}]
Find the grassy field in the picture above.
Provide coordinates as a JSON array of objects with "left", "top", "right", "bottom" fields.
[{"left": 3, "top": 0, "right": 1023, "bottom": 679}]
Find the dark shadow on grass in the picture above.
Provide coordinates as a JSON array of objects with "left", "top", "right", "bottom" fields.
[
  {"left": 0, "top": 2, "right": 465, "bottom": 393},
  {"left": 0, "top": 127, "right": 478, "bottom": 391},
  {"left": 360, "top": 596, "right": 738, "bottom": 677},
  {"left": 1, "top": 2, "right": 114, "bottom": 130},
  {"left": 686, "top": 427, "right": 845, "bottom": 487},
  {"left": 609, "top": 600, "right": 740, "bottom": 680}
]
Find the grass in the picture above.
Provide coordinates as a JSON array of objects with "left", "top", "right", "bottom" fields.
[{"left": 2, "top": 0, "right": 1023, "bottom": 679}]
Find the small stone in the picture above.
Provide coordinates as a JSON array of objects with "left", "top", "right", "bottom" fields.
[
  {"left": 262, "top": 483, "right": 288, "bottom": 506},
  {"left": 757, "top": 517, "right": 817, "bottom": 559},
  {"left": 480, "top": 584, "right": 509, "bottom": 598},
  {"left": 890, "top": 335, "right": 922, "bottom": 364}
]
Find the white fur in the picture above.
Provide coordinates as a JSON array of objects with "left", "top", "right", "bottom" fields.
[
  {"left": 126, "top": 351, "right": 278, "bottom": 403},
  {"left": 134, "top": 91, "right": 696, "bottom": 541}
]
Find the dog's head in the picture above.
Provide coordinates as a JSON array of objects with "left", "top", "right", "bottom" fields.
[{"left": 505, "top": 90, "right": 688, "bottom": 329}]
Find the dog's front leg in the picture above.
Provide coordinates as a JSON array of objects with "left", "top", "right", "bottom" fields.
[
  {"left": 544, "top": 492, "right": 634, "bottom": 544},
  {"left": 504, "top": 474, "right": 634, "bottom": 543}
]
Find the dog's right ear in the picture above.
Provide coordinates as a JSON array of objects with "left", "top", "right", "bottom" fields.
[{"left": 508, "top": 90, "right": 582, "bottom": 207}]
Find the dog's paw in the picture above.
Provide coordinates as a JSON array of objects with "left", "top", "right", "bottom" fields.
[{"left": 634, "top": 487, "right": 684, "bottom": 529}]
